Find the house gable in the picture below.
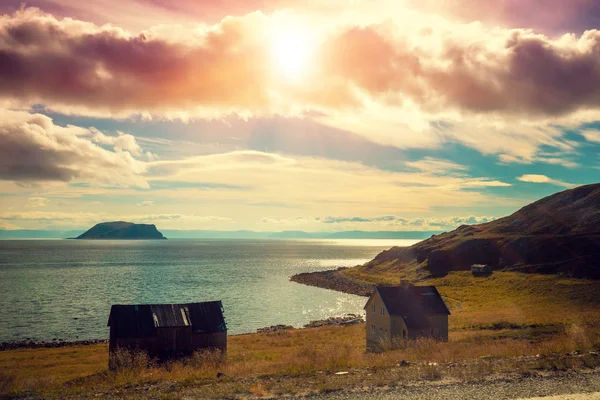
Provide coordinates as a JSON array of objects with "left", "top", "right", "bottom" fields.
[{"left": 364, "top": 289, "right": 391, "bottom": 316}]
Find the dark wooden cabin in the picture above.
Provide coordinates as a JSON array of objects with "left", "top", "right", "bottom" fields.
[{"left": 107, "top": 301, "right": 227, "bottom": 363}]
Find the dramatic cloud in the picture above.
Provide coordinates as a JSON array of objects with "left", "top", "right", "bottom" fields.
[
  {"left": 321, "top": 25, "right": 600, "bottom": 116},
  {"left": 0, "top": 110, "right": 148, "bottom": 186},
  {"left": 0, "top": 3, "right": 597, "bottom": 233},
  {"left": 517, "top": 174, "right": 576, "bottom": 188},
  {"left": 408, "top": 0, "right": 600, "bottom": 34},
  {"left": 0, "top": 7, "right": 598, "bottom": 171},
  {"left": 3, "top": 8, "right": 600, "bottom": 120},
  {"left": 0, "top": 8, "right": 272, "bottom": 117}
]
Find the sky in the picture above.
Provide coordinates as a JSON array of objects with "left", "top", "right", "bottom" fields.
[{"left": 0, "top": 0, "right": 599, "bottom": 232}]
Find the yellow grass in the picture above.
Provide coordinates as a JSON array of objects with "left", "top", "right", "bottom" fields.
[
  {"left": 2, "top": 323, "right": 600, "bottom": 398},
  {"left": 1, "top": 271, "right": 600, "bottom": 398},
  {"left": 341, "top": 271, "right": 600, "bottom": 328}
]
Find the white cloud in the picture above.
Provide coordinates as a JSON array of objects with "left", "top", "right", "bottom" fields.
[
  {"left": 0, "top": 211, "right": 233, "bottom": 227},
  {"left": 517, "top": 174, "right": 576, "bottom": 188},
  {"left": 405, "top": 157, "right": 467, "bottom": 174},
  {"left": 581, "top": 129, "right": 600, "bottom": 144},
  {"left": 316, "top": 214, "right": 498, "bottom": 230},
  {"left": 143, "top": 150, "right": 515, "bottom": 219},
  {"left": 89, "top": 129, "right": 144, "bottom": 156},
  {"left": 26, "top": 197, "right": 48, "bottom": 208},
  {"left": 0, "top": 110, "right": 148, "bottom": 188}
]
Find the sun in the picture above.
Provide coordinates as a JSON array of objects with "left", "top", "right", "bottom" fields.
[{"left": 270, "top": 22, "right": 312, "bottom": 81}]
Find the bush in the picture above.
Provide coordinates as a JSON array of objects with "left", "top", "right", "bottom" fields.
[
  {"left": 108, "top": 348, "right": 154, "bottom": 371},
  {"left": 187, "top": 348, "right": 226, "bottom": 369}
]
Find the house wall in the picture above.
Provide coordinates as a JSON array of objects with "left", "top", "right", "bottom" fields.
[
  {"left": 190, "top": 331, "right": 227, "bottom": 353},
  {"left": 427, "top": 315, "right": 448, "bottom": 341},
  {"left": 109, "top": 326, "right": 227, "bottom": 366},
  {"left": 365, "top": 291, "right": 391, "bottom": 351},
  {"left": 157, "top": 326, "right": 193, "bottom": 356},
  {"left": 390, "top": 316, "right": 409, "bottom": 346}
]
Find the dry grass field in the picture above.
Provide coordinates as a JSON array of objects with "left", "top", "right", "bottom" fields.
[{"left": 2, "top": 272, "right": 600, "bottom": 399}]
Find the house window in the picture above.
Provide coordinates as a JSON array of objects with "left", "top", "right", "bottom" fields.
[
  {"left": 380, "top": 307, "right": 385, "bottom": 315},
  {"left": 371, "top": 324, "right": 376, "bottom": 333},
  {"left": 371, "top": 304, "right": 375, "bottom": 313},
  {"left": 379, "top": 327, "right": 383, "bottom": 333}
]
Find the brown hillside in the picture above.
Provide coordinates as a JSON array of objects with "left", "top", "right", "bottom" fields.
[{"left": 366, "top": 183, "right": 600, "bottom": 279}]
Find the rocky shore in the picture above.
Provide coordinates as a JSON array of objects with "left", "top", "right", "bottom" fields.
[
  {"left": 303, "top": 314, "right": 364, "bottom": 328},
  {"left": 0, "top": 338, "right": 108, "bottom": 351},
  {"left": 256, "top": 314, "right": 365, "bottom": 334},
  {"left": 290, "top": 267, "right": 374, "bottom": 297}
]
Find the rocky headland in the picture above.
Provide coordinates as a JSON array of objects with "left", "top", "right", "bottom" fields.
[
  {"left": 290, "top": 268, "right": 373, "bottom": 296},
  {"left": 292, "top": 183, "right": 600, "bottom": 293}
]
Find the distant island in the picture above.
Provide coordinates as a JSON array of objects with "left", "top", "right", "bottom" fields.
[{"left": 75, "top": 221, "right": 167, "bottom": 240}]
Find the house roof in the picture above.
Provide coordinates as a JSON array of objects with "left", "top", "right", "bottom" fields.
[
  {"left": 107, "top": 301, "right": 226, "bottom": 337},
  {"left": 370, "top": 285, "right": 450, "bottom": 329}
]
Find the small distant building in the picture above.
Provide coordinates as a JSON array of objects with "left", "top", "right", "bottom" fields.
[
  {"left": 107, "top": 301, "right": 227, "bottom": 363},
  {"left": 364, "top": 281, "right": 450, "bottom": 351},
  {"left": 471, "top": 264, "right": 493, "bottom": 276}
]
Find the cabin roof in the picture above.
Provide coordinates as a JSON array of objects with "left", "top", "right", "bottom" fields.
[
  {"left": 373, "top": 285, "right": 450, "bottom": 329},
  {"left": 107, "top": 301, "right": 226, "bottom": 337}
]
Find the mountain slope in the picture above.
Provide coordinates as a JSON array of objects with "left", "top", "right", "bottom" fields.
[
  {"left": 366, "top": 183, "right": 600, "bottom": 279},
  {"left": 76, "top": 221, "right": 166, "bottom": 240}
]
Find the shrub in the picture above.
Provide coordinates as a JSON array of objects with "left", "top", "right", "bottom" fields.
[
  {"left": 187, "top": 348, "right": 225, "bottom": 368},
  {"left": 108, "top": 348, "right": 154, "bottom": 371}
]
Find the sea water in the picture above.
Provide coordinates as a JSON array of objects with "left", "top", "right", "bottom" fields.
[{"left": 0, "top": 238, "right": 418, "bottom": 341}]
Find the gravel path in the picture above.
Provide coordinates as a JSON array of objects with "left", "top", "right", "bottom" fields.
[{"left": 307, "top": 370, "right": 600, "bottom": 400}]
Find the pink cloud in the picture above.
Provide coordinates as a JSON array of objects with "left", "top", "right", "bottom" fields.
[
  {"left": 408, "top": 0, "right": 600, "bottom": 34},
  {"left": 2, "top": 8, "right": 600, "bottom": 119},
  {"left": 319, "top": 25, "right": 600, "bottom": 116},
  {"left": 0, "top": 8, "right": 272, "bottom": 116}
]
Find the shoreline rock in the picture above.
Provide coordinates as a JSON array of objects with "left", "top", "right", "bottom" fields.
[
  {"left": 290, "top": 267, "right": 374, "bottom": 297},
  {"left": 0, "top": 339, "right": 108, "bottom": 351},
  {"left": 303, "top": 314, "right": 364, "bottom": 328},
  {"left": 256, "top": 325, "right": 295, "bottom": 334},
  {"left": 256, "top": 314, "right": 365, "bottom": 334}
]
